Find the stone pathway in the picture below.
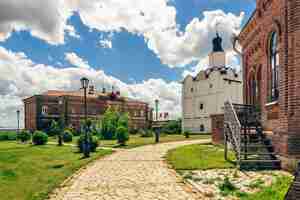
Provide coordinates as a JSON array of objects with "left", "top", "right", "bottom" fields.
[{"left": 49, "top": 139, "right": 210, "bottom": 200}]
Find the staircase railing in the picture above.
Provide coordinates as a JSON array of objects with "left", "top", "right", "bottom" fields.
[{"left": 224, "top": 101, "right": 242, "bottom": 165}]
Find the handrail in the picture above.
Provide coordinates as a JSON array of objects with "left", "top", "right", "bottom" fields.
[{"left": 224, "top": 101, "right": 242, "bottom": 165}]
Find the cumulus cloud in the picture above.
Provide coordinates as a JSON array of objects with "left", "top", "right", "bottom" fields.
[
  {"left": 0, "top": 47, "right": 181, "bottom": 127},
  {"left": 182, "top": 50, "right": 241, "bottom": 78},
  {"left": 99, "top": 39, "right": 112, "bottom": 49},
  {"left": 0, "top": 1, "right": 244, "bottom": 67},
  {"left": 65, "top": 52, "right": 90, "bottom": 69}
]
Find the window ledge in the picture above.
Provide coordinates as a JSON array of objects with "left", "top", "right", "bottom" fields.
[{"left": 265, "top": 101, "right": 278, "bottom": 107}]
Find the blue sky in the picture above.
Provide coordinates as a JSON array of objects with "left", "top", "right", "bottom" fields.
[{"left": 0, "top": 0, "right": 256, "bottom": 127}]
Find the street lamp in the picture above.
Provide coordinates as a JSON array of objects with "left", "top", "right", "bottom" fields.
[
  {"left": 154, "top": 99, "right": 160, "bottom": 143},
  {"left": 155, "top": 99, "right": 159, "bottom": 121},
  {"left": 80, "top": 77, "right": 90, "bottom": 158},
  {"left": 16, "top": 110, "right": 20, "bottom": 139}
]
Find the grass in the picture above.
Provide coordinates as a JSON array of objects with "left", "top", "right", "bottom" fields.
[
  {"left": 166, "top": 144, "right": 235, "bottom": 170},
  {"left": 49, "top": 134, "right": 211, "bottom": 149},
  {"left": 0, "top": 141, "right": 113, "bottom": 200},
  {"left": 239, "top": 175, "right": 293, "bottom": 200}
]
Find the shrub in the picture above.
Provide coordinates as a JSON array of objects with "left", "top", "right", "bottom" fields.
[
  {"left": 0, "top": 132, "right": 17, "bottom": 141},
  {"left": 17, "top": 130, "right": 31, "bottom": 142},
  {"left": 184, "top": 131, "right": 190, "bottom": 138},
  {"left": 140, "top": 129, "right": 153, "bottom": 138},
  {"left": 32, "top": 131, "right": 48, "bottom": 145},
  {"left": 77, "top": 135, "right": 99, "bottom": 153},
  {"left": 116, "top": 126, "right": 129, "bottom": 145},
  {"left": 161, "top": 119, "right": 182, "bottom": 134},
  {"left": 63, "top": 130, "right": 73, "bottom": 143},
  {"left": 218, "top": 176, "right": 237, "bottom": 196},
  {"left": 130, "top": 128, "right": 139, "bottom": 135},
  {"left": 48, "top": 120, "right": 62, "bottom": 136}
]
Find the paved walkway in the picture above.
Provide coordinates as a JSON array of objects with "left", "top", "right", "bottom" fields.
[{"left": 49, "top": 139, "right": 209, "bottom": 200}]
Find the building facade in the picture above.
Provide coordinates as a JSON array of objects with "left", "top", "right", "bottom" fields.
[
  {"left": 182, "top": 34, "right": 243, "bottom": 133},
  {"left": 238, "top": 0, "right": 300, "bottom": 166},
  {"left": 23, "top": 88, "right": 152, "bottom": 132}
]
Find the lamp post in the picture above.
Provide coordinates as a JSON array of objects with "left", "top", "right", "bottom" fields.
[
  {"left": 58, "top": 96, "right": 64, "bottom": 146},
  {"left": 81, "top": 77, "right": 90, "bottom": 158},
  {"left": 154, "top": 99, "right": 160, "bottom": 143},
  {"left": 16, "top": 110, "right": 20, "bottom": 139},
  {"left": 155, "top": 99, "right": 159, "bottom": 121}
]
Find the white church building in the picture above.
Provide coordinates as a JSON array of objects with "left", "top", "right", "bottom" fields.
[{"left": 182, "top": 33, "right": 243, "bottom": 133}]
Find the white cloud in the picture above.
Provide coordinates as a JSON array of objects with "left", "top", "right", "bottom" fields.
[
  {"left": 182, "top": 50, "right": 241, "bottom": 78},
  {"left": 65, "top": 52, "right": 90, "bottom": 69},
  {"left": 99, "top": 39, "right": 112, "bottom": 49},
  {"left": 0, "top": 47, "right": 181, "bottom": 127},
  {"left": 0, "top": 1, "right": 244, "bottom": 68},
  {"left": 65, "top": 25, "right": 80, "bottom": 39}
]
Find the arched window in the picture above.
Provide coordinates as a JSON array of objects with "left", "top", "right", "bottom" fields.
[{"left": 269, "top": 32, "right": 279, "bottom": 102}]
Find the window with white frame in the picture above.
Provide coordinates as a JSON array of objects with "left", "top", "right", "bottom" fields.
[{"left": 41, "top": 106, "right": 48, "bottom": 115}]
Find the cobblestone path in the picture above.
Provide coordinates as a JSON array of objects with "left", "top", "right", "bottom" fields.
[{"left": 49, "top": 139, "right": 209, "bottom": 200}]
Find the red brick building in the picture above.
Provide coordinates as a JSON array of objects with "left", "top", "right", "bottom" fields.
[
  {"left": 23, "top": 88, "right": 153, "bottom": 132},
  {"left": 238, "top": 0, "right": 300, "bottom": 167}
]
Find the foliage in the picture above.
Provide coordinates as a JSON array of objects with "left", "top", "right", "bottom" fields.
[
  {"left": 0, "top": 131, "right": 17, "bottom": 141},
  {"left": 77, "top": 134, "right": 99, "bottom": 153},
  {"left": 32, "top": 131, "right": 48, "bottom": 145},
  {"left": 130, "top": 128, "right": 139, "bottom": 135},
  {"left": 116, "top": 126, "right": 129, "bottom": 145},
  {"left": 140, "top": 129, "right": 153, "bottom": 138},
  {"left": 218, "top": 176, "right": 237, "bottom": 196},
  {"left": 184, "top": 131, "right": 190, "bottom": 138},
  {"left": 48, "top": 120, "right": 62, "bottom": 136},
  {"left": 0, "top": 142, "right": 112, "bottom": 200},
  {"left": 62, "top": 130, "right": 73, "bottom": 143},
  {"left": 17, "top": 130, "right": 31, "bottom": 142},
  {"left": 100, "top": 107, "right": 129, "bottom": 140},
  {"left": 162, "top": 119, "right": 182, "bottom": 134}
]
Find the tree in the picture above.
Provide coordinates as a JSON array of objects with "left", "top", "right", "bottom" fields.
[
  {"left": 100, "top": 107, "right": 129, "bottom": 140},
  {"left": 162, "top": 118, "right": 182, "bottom": 134},
  {"left": 48, "top": 120, "right": 61, "bottom": 136},
  {"left": 116, "top": 126, "right": 129, "bottom": 146}
]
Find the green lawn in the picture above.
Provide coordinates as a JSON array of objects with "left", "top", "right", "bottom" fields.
[
  {"left": 167, "top": 144, "right": 235, "bottom": 170},
  {"left": 0, "top": 142, "right": 113, "bottom": 200},
  {"left": 239, "top": 175, "right": 293, "bottom": 200},
  {"left": 49, "top": 134, "right": 211, "bottom": 149}
]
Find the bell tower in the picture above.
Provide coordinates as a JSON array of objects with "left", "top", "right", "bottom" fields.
[{"left": 208, "top": 32, "right": 226, "bottom": 68}]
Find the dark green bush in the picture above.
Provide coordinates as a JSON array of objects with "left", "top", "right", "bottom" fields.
[
  {"left": 161, "top": 119, "right": 182, "bottom": 134},
  {"left": 130, "top": 128, "right": 139, "bottom": 135},
  {"left": 48, "top": 120, "right": 62, "bottom": 136},
  {"left": 140, "top": 129, "right": 153, "bottom": 138},
  {"left": 0, "top": 132, "right": 17, "bottom": 141},
  {"left": 32, "top": 131, "right": 48, "bottom": 145},
  {"left": 77, "top": 135, "right": 99, "bottom": 153},
  {"left": 116, "top": 126, "right": 129, "bottom": 145},
  {"left": 17, "top": 130, "right": 31, "bottom": 142},
  {"left": 184, "top": 131, "right": 190, "bottom": 138},
  {"left": 63, "top": 130, "right": 73, "bottom": 143}
]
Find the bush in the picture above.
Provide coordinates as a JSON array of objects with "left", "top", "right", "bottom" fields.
[
  {"left": 63, "top": 130, "right": 73, "bottom": 143},
  {"left": 184, "top": 131, "right": 190, "bottom": 138},
  {"left": 32, "top": 131, "right": 48, "bottom": 145},
  {"left": 130, "top": 128, "right": 139, "bottom": 135},
  {"left": 77, "top": 134, "right": 99, "bottom": 153},
  {"left": 17, "top": 130, "right": 31, "bottom": 142},
  {"left": 140, "top": 129, "right": 153, "bottom": 138},
  {"left": 116, "top": 126, "right": 129, "bottom": 145},
  {"left": 48, "top": 120, "right": 62, "bottom": 136},
  {"left": 161, "top": 119, "right": 182, "bottom": 134},
  {"left": 0, "top": 132, "right": 17, "bottom": 141}
]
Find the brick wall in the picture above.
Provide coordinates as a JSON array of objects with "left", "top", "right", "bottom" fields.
[
  {"left": 24, "top": 93, "right": 151, "bottom": 132},
  {"left": 239, "top": 0, "right": 300, "bottom": 158}
]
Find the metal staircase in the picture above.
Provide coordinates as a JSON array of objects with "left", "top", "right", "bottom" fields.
[{"left": 224, "top": 101, "right": 281, "bottom": 170}]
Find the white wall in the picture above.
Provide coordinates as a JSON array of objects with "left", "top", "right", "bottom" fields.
[{"left": 182, "top": 68, "right": 243, "bottom": 133}]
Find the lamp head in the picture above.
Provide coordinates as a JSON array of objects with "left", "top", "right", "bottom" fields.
[{"left": 80, "top": 77, "right": 89, "bottom": 89}]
